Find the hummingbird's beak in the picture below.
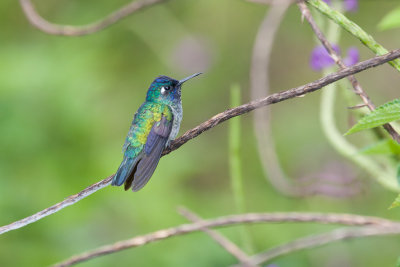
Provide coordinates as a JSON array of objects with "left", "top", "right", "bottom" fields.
[{"left": 178, "top": 72, "right": 202, "bottom": 86}]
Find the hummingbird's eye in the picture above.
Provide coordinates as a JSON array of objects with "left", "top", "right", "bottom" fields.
[{"left": 160, "top": 86, "right": 171, "bottom": 95}]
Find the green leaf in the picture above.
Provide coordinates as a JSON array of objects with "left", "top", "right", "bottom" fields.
[
  {"left": 397, "top": 164, "right": 400, "bottom": 186},
  {"left": 360, "top": 139, "right": 400, "bottom": 155},
  {"left": 389, "top": 193, "right": 400, "bottom": 209},
  {"left": 378, "top": 6, "right": 400, "bottom": 31},
  {"left": 390, "top": 166, "right": 400, "bottom": 208},
  {"left": 345, "top": 99, "right": 400, "bottom": 135}
]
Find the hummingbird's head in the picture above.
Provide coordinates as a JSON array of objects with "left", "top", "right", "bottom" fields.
[{"left": 146, "top": 73, "right": 202, "bottom": 104}]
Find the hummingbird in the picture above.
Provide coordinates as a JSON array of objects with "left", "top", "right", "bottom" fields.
[{"left": 111, "top": 73, "right": 202, "bottom": 191}]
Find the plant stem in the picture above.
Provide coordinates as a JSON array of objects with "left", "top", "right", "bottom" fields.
[
  {"left": 318, "top": 6, "right": 400, "bottom": 191},
  {"left": 307, "top": 0, "right": 400, "bottom": 72},
  {"left": 321, "top": 80, "right": 399, "bottom": 191},
  {"left": 229, "top": 84, "right": 253, "bottom": 253}
]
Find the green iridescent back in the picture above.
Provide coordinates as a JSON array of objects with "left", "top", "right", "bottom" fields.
[{"left": 123, "top": 102, "right": 172, "bottom": 158}]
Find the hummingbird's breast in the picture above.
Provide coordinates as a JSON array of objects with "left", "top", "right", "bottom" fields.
[{"left": 168, "top": 102, "right": 182, "bottom": 145}]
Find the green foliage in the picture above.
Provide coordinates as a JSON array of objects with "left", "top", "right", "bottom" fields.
[
  {"left": 307, "top": 0, "right": 400, "bottom": 72},
  {"left": 389, "top": 165, "right": 400, "bottom": 209},
  {"left": 345, "top": 99, "right": 400, "bottom": 135},
  {"left": 378, "top": 6, "right": 400, "bottom": 31},
  {"left": 2, "top": 0, "right": 400, "bottom": 266},
  {"left": 389, "top": 193, "right": 400, "bottom": 209},
  {"left": 397, "top": 164, "right": 400, "bottom": 187},
  {"left": 360, "top": 139, "right": 400, "bottom": 155}
]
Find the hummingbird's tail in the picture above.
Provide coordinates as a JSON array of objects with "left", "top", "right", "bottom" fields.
[{"left": 111, "top": 157, "right": 138, "bottom": 187}]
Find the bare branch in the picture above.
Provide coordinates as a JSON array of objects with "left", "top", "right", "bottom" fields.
[
  {"left": 297, "top": 0, "right": 400, "bottom": 143},
  {"left": 52, "top": 212, "right": 398, "bottom": 267},
  {"left": 178, "top": 207, "right": 255, "bottom": 267},
  {"left": 0, "top": 175, "right": 113, "bottom": 235},
  {"left": 348, "top": 103, "right": 368, "bottom": 109},
  {"left": 19, "top": 0, "right": 168, "bottom": 36},
  {"left": 163, "top": 49, "right": 400, "bottom": 155},
  {"left": 249, "top": 226, "right": 400, "bottom": 265},
  {"left": 1, "top": 50, "right": 400, "bottom": 236}
]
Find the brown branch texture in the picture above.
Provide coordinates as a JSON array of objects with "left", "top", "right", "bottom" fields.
[
  {"left": 53, "top": 212, "right": 399, "bottom": 267},
  {"left": 19, "top": 0, "right": 168, "bottom": 36},
  {"left": 248, "top": 226, "right": 400, "bottom": 265},
  {"left": 297, "top": 0, "right": 400, "bottom": 143},
  {"left": 178, "top": 207, "right": 254, "bottom": 266},
  {"left": 1, "top": 50, "right": 400, "bottom": 236}
]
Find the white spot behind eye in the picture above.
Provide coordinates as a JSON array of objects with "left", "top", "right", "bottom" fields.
[{"left": 161, "top": 87, "right": 166, "bottom": 95}]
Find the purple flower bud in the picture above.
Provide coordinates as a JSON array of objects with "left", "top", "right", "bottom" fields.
[
  {"left": 343, "top": 47, "right": 359, "bottom": 66},
  {"left": 344, "top": 0, "right": 358, "bottom": 12},
  {"left": 310, "top": 45, "right": 340, "bottom": 71},
  {"left": 322, "top": 0, "right": 331, "bottom": 5}
]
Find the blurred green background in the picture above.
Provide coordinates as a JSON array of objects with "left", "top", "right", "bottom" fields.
[{"left": 1, "top": 0, "right": 400, "bottom": 266}]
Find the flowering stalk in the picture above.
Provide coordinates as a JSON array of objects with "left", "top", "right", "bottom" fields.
[
  {"left": 303, "top": 1, "right": 400, "bottom": 191},
  {"left": 307, "top": 0, "right": 400, "bottom": 72}
]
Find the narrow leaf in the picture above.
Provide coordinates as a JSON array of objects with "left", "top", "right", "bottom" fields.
[
  {"left": 345, "top": 99, "right": 400, "bottom": 135},
  {"left": 389, "top": 193, "right": 400, "bottom": 209},
  {"left": 397, "top": 164, "right": 400, "bottom": 186},
  {"left": 360, "top": 139, "right": 400, "bottom": 155},
  {"left": 378, "top": 6, "right": 400, "bottom": 31}
]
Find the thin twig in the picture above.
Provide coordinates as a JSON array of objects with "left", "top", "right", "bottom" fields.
[
  {"left": 347, "top": 104, "right": 368, "bottom": 110},
  {"left": 19, "top": 0, "right": 167, "bottom": 36},
  {"left": 178, "top": 207, "right": 256, "bottom": 267},
  {"left": 1, "top": 50, "right": 400, "bottom": 236},
  {"left": 306, "top": 0, "right": 400, "bottom": 71},
  {"left": 298, "top": 0, "right": 400, "bottom": 143},
  {"left": 52, "top": 212, "right": 398, "bottom": 267},
  {"left": 0, "top": 175, "right": 113, "bottom": 235},
  {"left": 163, "top": 49, "right": 400, "bottom": 155},
  {"left": 248, "top": 226, "right": 400, "bottom": 265}
]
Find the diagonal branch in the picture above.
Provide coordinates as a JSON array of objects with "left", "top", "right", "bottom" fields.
[
  {"left": 1, "top": 50, "right": 400, "bottom": 236},
  {"left": 52, "top": 212, "right": 399, "bottom": 267},
  {"left": 19, "top": 0, "right": 168, "bottom": 36},
  {"left": 297, "top": 0, "right": 400, "bottom": 143},
  {"left": 0, "top": 175, "right": 113, "bottom": 235},
  {"left": 178, "top": 207, "right": 256, "bottom": 267},
  {"left": 163, "top": 49, "right": 400, "bottom": 155},
  {"left": 248, "top": 226, "right": 400, "bottom": 265}
]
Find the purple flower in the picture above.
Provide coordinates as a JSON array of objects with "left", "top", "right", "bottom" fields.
[
  {"left": 310, "top": 45, "right": 359, "bottom": 71},
  {"left": 344, "top": 0, "right": 358, "bottom": 12},
  {"left": 343, "top": 47, "right": 359, "bottom": 66},
  {"left": 310, "top": 45, "right": 340, "bottom": 71},
  {"left": 322, "top": 0, "right": 358, "bottom": 13}
]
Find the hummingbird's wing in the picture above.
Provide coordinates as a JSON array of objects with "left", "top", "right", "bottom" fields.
[
  {"left": 130, "top": 114, "right": 172, "bottom": 191},
  {"left": 112, "top": 102, "right": 174, "bottom": 191}
]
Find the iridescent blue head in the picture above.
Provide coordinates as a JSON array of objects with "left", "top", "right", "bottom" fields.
[{"left": 146, "top": 73, "right": 202, "bottom": 104}]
